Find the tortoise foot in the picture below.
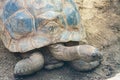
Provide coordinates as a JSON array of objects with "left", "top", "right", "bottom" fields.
[
  {"left": 69, "top": 60, "right": 100, "bottom": 71},
  {"left": 14, "top": 52, "right": 44, "bottom": 76}
]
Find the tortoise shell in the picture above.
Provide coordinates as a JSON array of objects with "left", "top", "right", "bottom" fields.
[{"left": 0, "top": 0, "right": 86, "bottom": 52}]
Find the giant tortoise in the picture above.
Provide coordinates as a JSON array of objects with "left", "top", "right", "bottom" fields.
[{"left": 0, "top": 0, "right": 102, "bottom": 76}]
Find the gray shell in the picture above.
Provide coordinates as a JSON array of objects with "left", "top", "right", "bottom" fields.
[{"left": 0, "top": 0, "right": 86, "bottom": 52}]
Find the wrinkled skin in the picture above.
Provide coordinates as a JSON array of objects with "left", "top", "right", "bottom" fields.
[{"left": 14, "top": 42, "right": 102, "bottom": 76}]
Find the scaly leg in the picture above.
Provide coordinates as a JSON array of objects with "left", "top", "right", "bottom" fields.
[
  {"left": 14, "top": 52, "right": 44, "bottom": 76},
  {"left": 48, "top": 43, "right": 102, "bottom": 71}
]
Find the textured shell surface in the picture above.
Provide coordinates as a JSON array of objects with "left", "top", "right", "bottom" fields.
[{"left": 0, "top": 0, "right": 86, "bottom": 52}]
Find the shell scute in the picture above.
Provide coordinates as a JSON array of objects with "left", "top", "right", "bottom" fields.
[
  {"left": 3, "top": 0, "right": 23, "bottom": 21},
  {"left": 5, "top": 10, "right": 34, "bottom": 39}
]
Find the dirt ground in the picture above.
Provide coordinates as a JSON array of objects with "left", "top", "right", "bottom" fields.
[
  {"left": 0, "top": 38, "right": 119, "bottom": 80},
  {"left": 0, "top": 41, "right": 116, "bottom": 80},
  {"left": 0, "top": 0, "right": 120, "bottom": 80}
]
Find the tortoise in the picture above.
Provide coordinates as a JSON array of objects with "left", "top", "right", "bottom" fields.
[{"left": 0, "top": 0, "right": 102, "bottom": 76}]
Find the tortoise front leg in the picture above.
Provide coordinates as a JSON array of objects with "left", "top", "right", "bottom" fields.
[
  {"left": 48, "top": 44, "right": 102, "bottom": 62},
  {"left": 14, "top": 52, "right": 44, "bottom": 76},
  {"left": 48, "top": 43, "right": 102, "bottom": 71}
]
